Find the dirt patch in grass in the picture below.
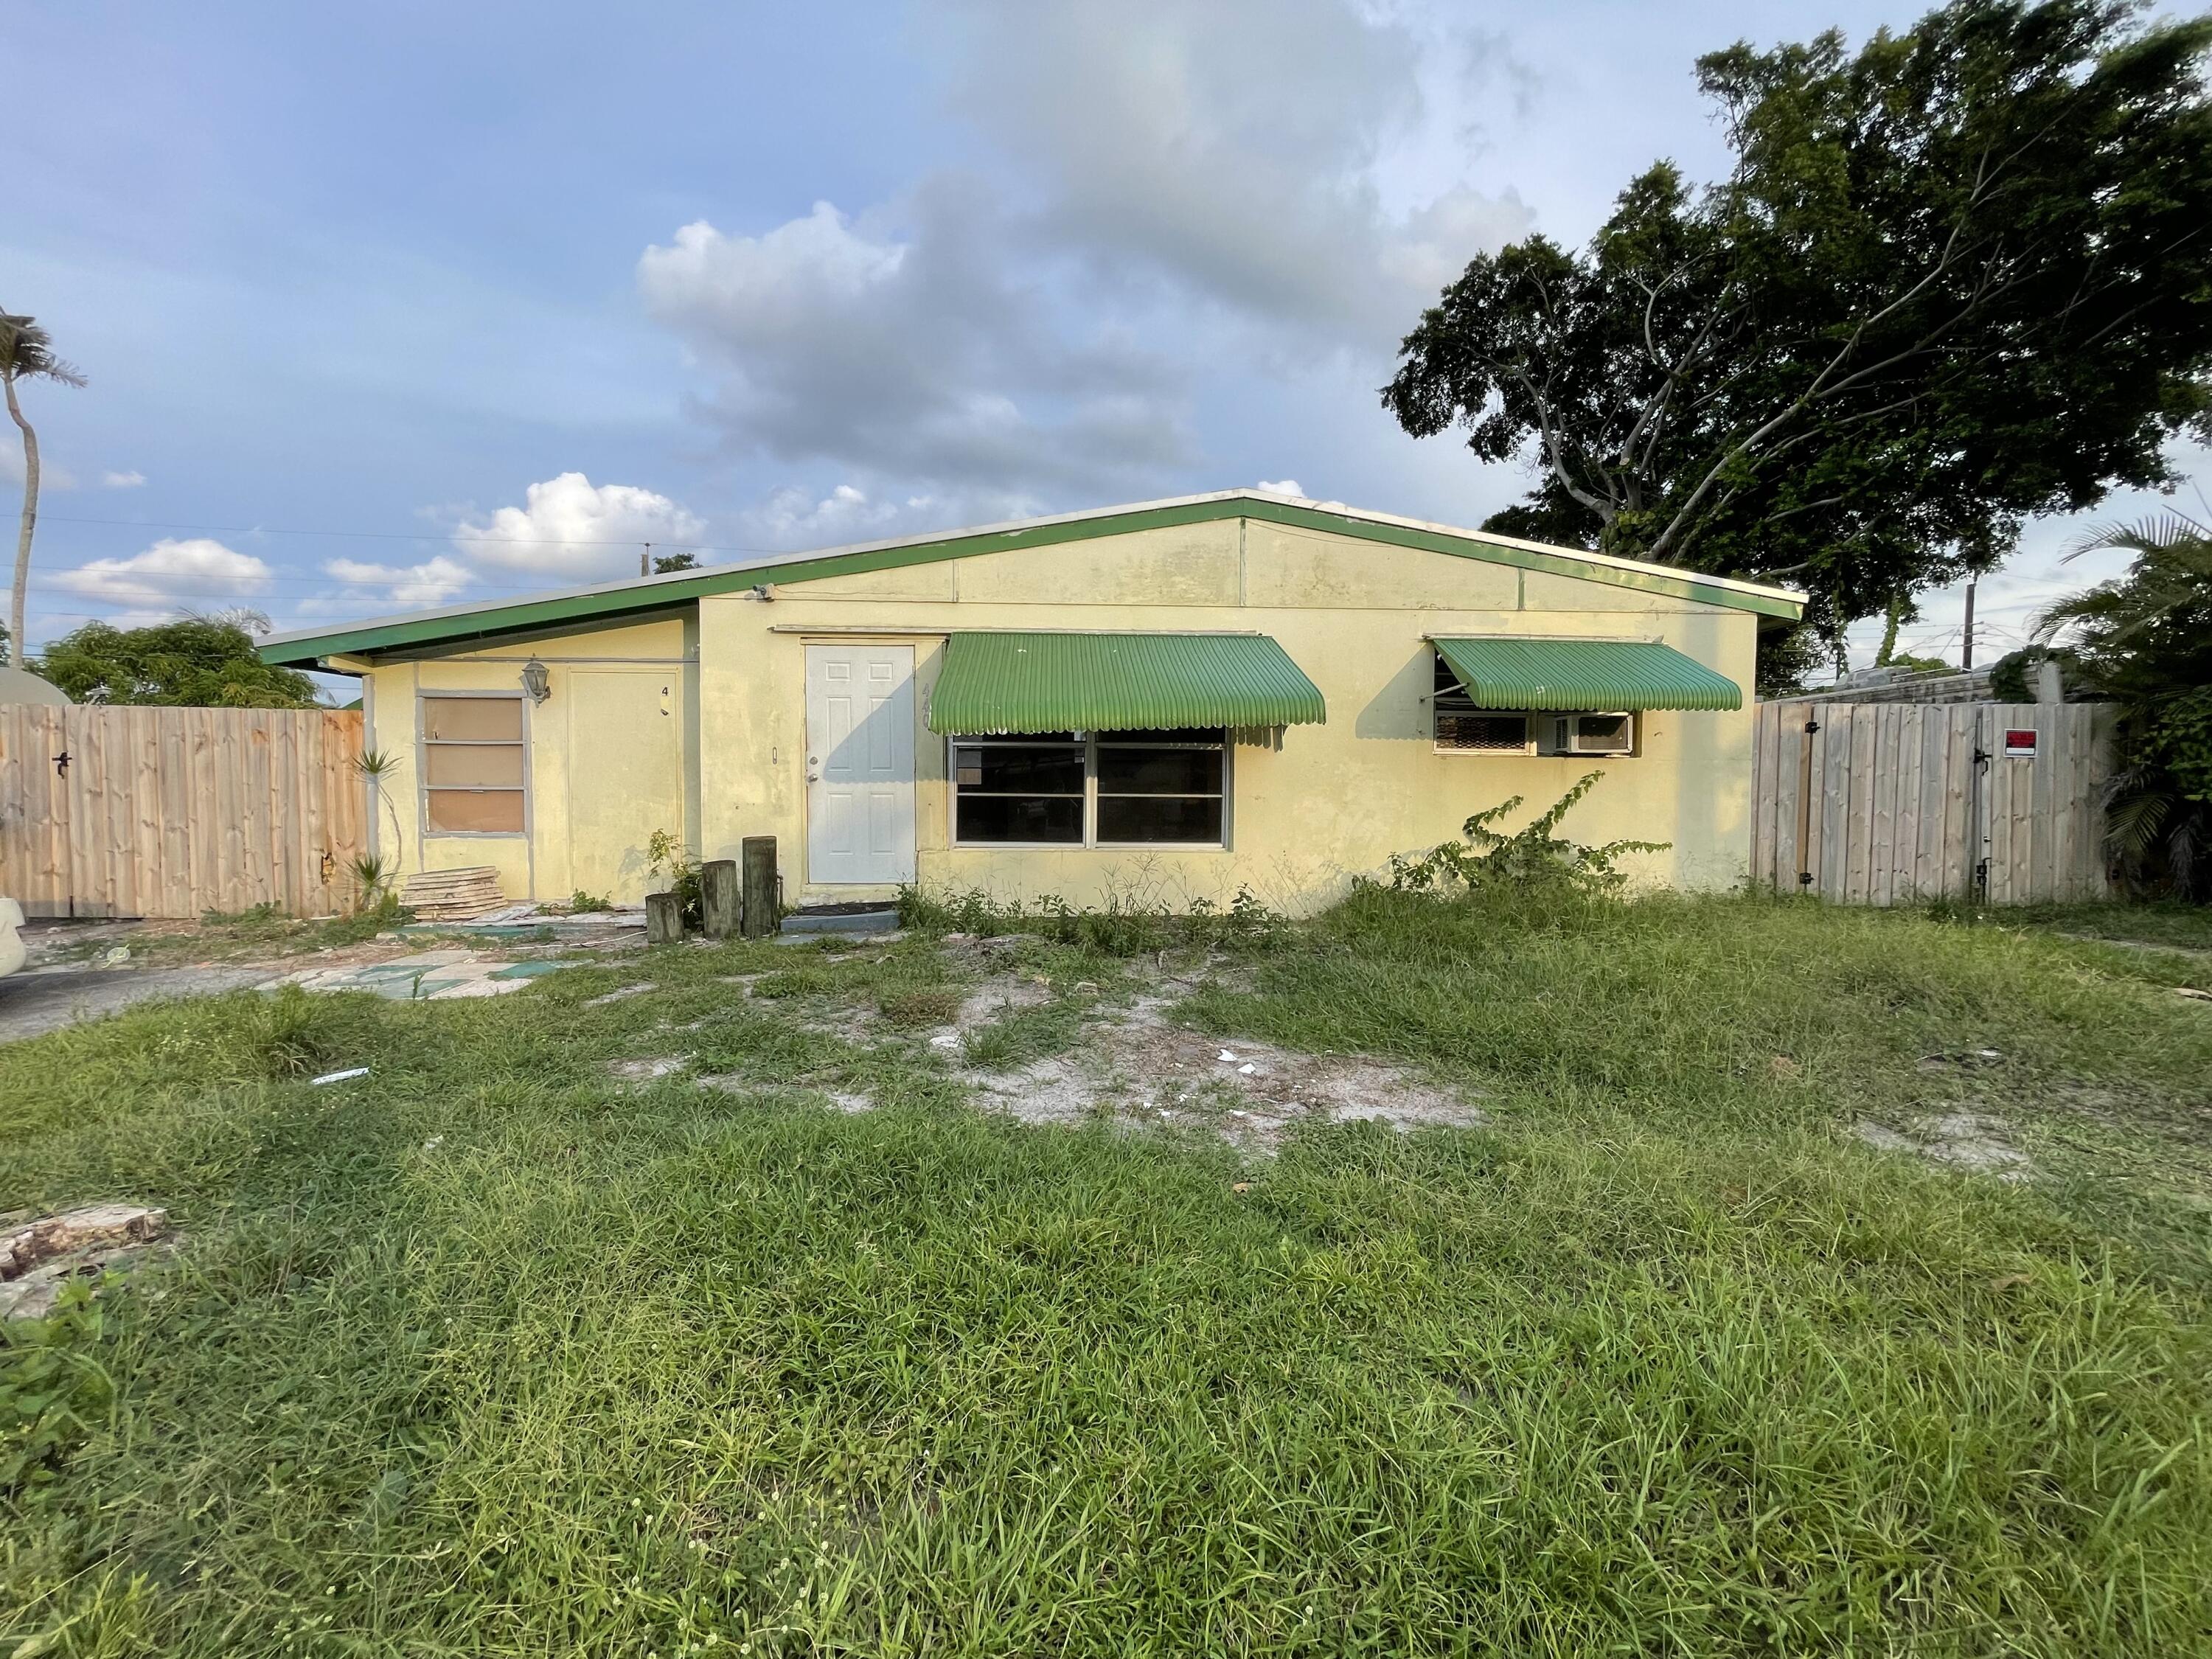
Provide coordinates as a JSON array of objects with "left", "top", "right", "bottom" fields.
[
  {"left": 1857, "top": 1110, "right": 2033, "bottom": 1179},
  {"left": 921, "top": 977, "right": 1056, "bottom": 1053},
  {"left": 606, "top": 1055, "right": 689, "bottom": 1084},
  {"left": 963, "top": 990, "right": 1483, "bottom": 1150},
  {"left": 877, "top": 987, "right": 967, "bottom": 1029},
  {"left": 692, "top": 1077, "right": 876, "bottom": 1116}
]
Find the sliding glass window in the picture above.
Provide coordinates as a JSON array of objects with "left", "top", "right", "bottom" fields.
[
  {"left": 951, "top": 730, "right": 1226, "bottom": 848},
  {"left": 952, "top": 734, "right": 1085, "bottom": 844}
]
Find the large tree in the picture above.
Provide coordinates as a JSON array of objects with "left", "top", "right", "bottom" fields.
[
  {"left": 1, "top": 311, "right": 86, "bottom": 666},
  {"left": 1383, "top": 1, "right": 2212, "bottom": 650},
  {"left": 38, "top": 614, "right": 321, "bottom": 708}
]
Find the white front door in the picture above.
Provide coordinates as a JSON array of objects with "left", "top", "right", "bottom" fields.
[{"left": 804, "top": 644, "right": 917, "bottom": 885}]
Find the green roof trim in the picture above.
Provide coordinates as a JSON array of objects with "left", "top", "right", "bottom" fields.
[
  {"left": 1431, "top": 636, "right": 1743, "bottom": 712},
  {"left": 928, "top": 631, "right": 1326, "bottom": 735},
  {"left": 260, "top": 493, "right": 1804, "bottom": 667}
]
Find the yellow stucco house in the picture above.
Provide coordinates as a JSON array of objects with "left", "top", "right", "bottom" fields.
[{"left": 261, "top": 492, "right": 1805, "bottom": 914}]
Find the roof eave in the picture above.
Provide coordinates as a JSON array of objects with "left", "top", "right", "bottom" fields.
[{"left": 258, "top": 490, "right": 1807, "bottom": 667}]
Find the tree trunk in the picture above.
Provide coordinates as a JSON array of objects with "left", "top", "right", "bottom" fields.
[
  {"left": 699, "top": 858, "right": 740, "bottom": 939},
  {"left": 4, "top": 371, "right": 37, "bottom": 668}
]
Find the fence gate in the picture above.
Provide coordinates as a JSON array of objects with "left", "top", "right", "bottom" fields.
[
  {"left": 1748, "top": 700, "right": 2114, "bottom": 905},
  {"left": 0, "top": 706, "right": 366, "bottom": 919}
]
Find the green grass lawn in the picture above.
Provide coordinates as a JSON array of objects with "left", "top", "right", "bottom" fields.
[{"left": 4, "top": 890, "right": 2211, "bottom": 1656}]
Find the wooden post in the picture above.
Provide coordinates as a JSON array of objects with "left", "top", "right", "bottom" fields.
[
  {"left": 700, "top": 858, "right": 740, "bottom": 939},
  {"left": 645, "top": 889, "right": 684, "bottom": 945},
  {"left": 1794, "top": 713, "right": 1818, "bottom": 891},
  {"left": 740, "top": 835, "right": 779, "bottom": 938}
]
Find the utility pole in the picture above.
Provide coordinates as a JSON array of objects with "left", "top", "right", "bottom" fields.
[
  {"left": 640, "top": 542, "right": 651, "bottom": 578},
  {"left": 1961, "top": 579, "right": 1977, "bottom": 669}
]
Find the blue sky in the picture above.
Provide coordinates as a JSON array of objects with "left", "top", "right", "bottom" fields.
[{"left": 8, "top": 0, "right": 2202, "bottom": 676}]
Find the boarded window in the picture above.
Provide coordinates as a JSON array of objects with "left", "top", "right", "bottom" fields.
[{"left": 421, "top": 695, "right": 526, "bottom": 834}]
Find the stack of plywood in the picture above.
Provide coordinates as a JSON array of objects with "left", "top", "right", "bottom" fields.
[{"left": 400, "top": 866, "right": 506, "bottom": 921}]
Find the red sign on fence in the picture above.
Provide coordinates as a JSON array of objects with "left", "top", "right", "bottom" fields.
[{"left": 2003, "top": 728, "right": 2037, "bottom": 758}]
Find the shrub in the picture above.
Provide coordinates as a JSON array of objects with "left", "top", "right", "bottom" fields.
[
  {"left": 348, "top": 852, "right": 397, "bottom": 911},
  {"left": 1, "top": 1279, "right": 116, "bottom": 1497},
  {"left": 644, "top": 829, "right": 703, "bottom": 931},
  {"left": 1385, "top": 771, "right": 1667, "bottom": 895},
  {"left": 895, "top": 883, "right": 1284, "bottom": 956},
  {"left": 896, "top": 885, "right": 1021, "bottom": 936}
]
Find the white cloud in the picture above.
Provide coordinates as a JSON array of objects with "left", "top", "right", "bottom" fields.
[
  {"left": 736, "top": 481, "right": 1044, "bottom": 552},
  {"left": 634, "top": 1, "right": 1525, "bottom": 513},
  {"left": 939, "top": 0, "right": 1529, "bottom": 344},
  {"left": 639, "top": 190, "right": 1194, "bottom": 493},
  {"left": 100, "top": 469, "right": 147, "bottom": 489},
  {"left": 49, "top": 538, "right": 270, "bottom": 622},
  {"left": 451, "top": 472, "right": 704, "bottom": 580},
  {"left": 1253, "top": 479, "right": 1305, "bottom": 498},
  {"left": 749, "top": 483, "right": 916, "bottom": 546},
  {"left": 325, "top": 554, "right": 474, "bottom": 608}
]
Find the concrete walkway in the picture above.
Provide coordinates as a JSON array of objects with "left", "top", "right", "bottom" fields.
[
  {"left": 0, "top": 964, "right": 270, "bottom": 1043},
  {"left": 264, "top": 950, "right": 574, "bottom": 1000},
  {"left": 0, "top": 950, "right": 579, "bottom": 1043}
]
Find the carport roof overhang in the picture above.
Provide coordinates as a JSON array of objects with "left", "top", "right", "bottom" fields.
[{"left": 259, "top": 492, "right": 1807, "bottom": 669}]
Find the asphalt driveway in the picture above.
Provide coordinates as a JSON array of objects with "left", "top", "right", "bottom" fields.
[{"left": 0, "top": 964, "right": 269, "bottom": 1044}]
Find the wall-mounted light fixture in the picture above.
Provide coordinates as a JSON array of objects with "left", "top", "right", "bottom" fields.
[{"left": 520, "top": 659, "right": 552, "bottom": 703}]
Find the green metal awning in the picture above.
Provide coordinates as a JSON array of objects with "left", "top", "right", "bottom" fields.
[
  {"left": 928, "top": 631, "right": 1326, "bottom": 735},
  {"left": 1430, "top": 636, "right": 1742, "bottom": 712}
]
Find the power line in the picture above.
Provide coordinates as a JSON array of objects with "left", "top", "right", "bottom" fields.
[
  {"left": 28, "top": 571, "right": 616, "bottom": 593},
  {"left": 35, "top": 510, "right": 772, "bottom": 555}
]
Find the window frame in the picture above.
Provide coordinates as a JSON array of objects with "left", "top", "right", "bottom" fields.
[
  {"left": 1431, "top": 654, "right": 1536, "bottom": 755},
  {"left": 947, "top": 732, "right": 1088, "bottom": 849},
  {"left": 947, "top": 729, "right": 1231, "bottom": 852},
  {"left": 1536, "top": 710, "right": 1640, "bottom": 757},
  {"left": 417, "top": 689, "right": 532, "bottom": 840}
]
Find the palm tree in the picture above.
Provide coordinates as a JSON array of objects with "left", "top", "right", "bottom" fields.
[
  {"left": 1, "top": 312, "right": 86, "bottom": 667},
  {"left": 2034, "top": 512, "right": 2212, "bottom": 897}
]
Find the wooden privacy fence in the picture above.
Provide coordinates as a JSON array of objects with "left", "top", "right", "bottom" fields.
[
  {"left": 0, "top": 706, "right": 366, "bottom": 919},
  {"left": 1749, "top": 700, "right": 2114, "bottom": 905}
]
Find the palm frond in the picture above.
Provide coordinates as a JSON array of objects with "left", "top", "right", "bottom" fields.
[
  {"left": 2062, "top": 509, "right": 2208, "bottom": 563},
  {"left": 0, "top": 311, "right": 86, "bottom": 386},
  {"left": 2101, "top": 786, "right": 2171, "bottom": 863},
  {"left": 2034, "top": 515, "right": 2212, "bottom": 651}
]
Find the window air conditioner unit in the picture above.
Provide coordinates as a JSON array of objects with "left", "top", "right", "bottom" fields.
[{"left": 1539, "top": 712, "right": 1635, "bottom": 756}]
